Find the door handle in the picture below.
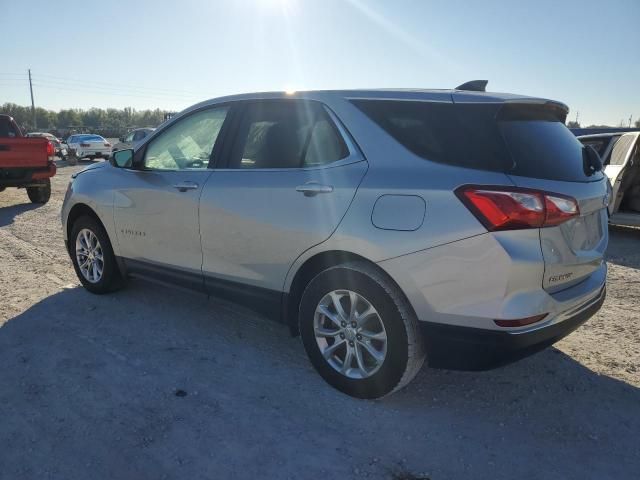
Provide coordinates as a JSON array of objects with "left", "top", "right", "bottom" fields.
[
  {"left": 295, "top": 183, "right": 334, "bottom": 197},
  {"left": 172, "top": 181, "right": 199, "bottom": 192}
]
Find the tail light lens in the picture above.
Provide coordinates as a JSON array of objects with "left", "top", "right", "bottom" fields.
[
  {"left": 456, "top": 185, "right": 579, "bottom": 231},
  {"left": 45, "top": 140, "right": 55, "bottom": 158},
  {"left": 104, "top": 142, "right": 111, "bottom": 147}
]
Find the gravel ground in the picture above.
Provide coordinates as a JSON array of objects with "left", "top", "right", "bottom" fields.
[{"left": 0, "top": 161, "right": 639, "bottom": 479}]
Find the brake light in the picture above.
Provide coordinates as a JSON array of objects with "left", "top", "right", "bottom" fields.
[
  {"left": 45, "top": 140, "right": 54, "bottom": 157},
  {"left": 80, "top": 143, "right": 91, "bottom": 147},
  {"left": 456, "top": 186, "right": 579, "bottom": 231},
  {"left": 104, "top": 142, "right": 111, "bottom": 147},
  {"left": 544, "top": 195, "right": 579, "bottom": 226}
]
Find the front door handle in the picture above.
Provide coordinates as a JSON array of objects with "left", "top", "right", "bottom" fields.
[
  {"left": 295, "top": 183, "right": 334, "bottom": 197},
  {"left": 172, "top": 181, "right": 199, "bottom": 192}
]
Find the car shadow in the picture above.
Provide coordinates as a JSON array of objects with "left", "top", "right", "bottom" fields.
[
  {"left": 0, "top": 282, "right": 637, "bottom": 479},
  {"left": 607, "top": 225, "right": 640, "bottom": 268},
  {"left": 0, "top": 202, "right": 40, "bottom": 228}
]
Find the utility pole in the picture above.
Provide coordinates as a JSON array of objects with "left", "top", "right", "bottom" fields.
[
  {"left": 28, "top": 69, "right": 36, "bottom": 129},
  {"left": 629, "top": 115, "right": 633, "bottom": 128},
  {"left": 575, "top": 111, "right": 579, "bottom": 126}
]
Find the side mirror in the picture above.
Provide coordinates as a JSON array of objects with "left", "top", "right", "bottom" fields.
[
  {"left": 583, "top": 145, "right": 603, "bottom": 176},
  {"left": 111, "top": 149, "right": 134, "bottom": 169}
]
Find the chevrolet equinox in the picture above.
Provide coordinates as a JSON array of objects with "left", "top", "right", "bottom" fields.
[{"left": 61, "top": 82, "right": 608, "bottom": 398}]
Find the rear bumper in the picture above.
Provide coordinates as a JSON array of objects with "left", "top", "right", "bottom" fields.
[
  {"left": 75, "top": 149, "right": 110, "bottom": 158},
  {"left": 0, "top": 163, "right": 56, "bottom": 186},
  {"left": 421, "top": 285, "right": 606, "bottom": 370}
]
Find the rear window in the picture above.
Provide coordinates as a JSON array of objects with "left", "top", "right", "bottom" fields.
[
  {"left": 351, "top": 99, "right": 602, "bottom": 182},
  {"left": 77, "top": 135, "right": 105, "bottom": 142}
]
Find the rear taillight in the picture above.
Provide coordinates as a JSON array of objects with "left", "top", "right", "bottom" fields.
[
  {"left": 104, "top": 142, "right": 111, "bottom": 147},
  {"left": 456, "top": 185, "right": 579, "bottom": 231},
  {"left": 80, "top": 143, "right": 90, "bottom": 147},
  {"left": 46, "top": 140, "right": 55, "bottom": 157}
]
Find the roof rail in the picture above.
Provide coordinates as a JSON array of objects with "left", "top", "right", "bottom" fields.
[{"left": 455, "top": 80, "right": 488, "bottom": 92}]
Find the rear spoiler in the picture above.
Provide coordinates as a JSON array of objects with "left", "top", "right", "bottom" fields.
[
  {"left": 455, "top": 80, "right": 488, "bottom": 92},
  {"left": 499, "top": 99, "right": 569, "bottom": 123}
]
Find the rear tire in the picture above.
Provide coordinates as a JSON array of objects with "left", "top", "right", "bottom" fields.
[
  {"left": 299, "top": 261, "right": 426, "bottom": 399},
  {"left": 27, "top": 179, "right": 51, "bottom": 204},
  {"left": 70, "top": 215, "right": 124, "bottom": 294}
]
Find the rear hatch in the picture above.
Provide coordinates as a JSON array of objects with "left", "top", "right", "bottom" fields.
[
  {"left": 353, "top": 93, "right": 609, "bottom": 293},
  {"left": 492, "top": 102, "right": 609, "bottom": 292}
]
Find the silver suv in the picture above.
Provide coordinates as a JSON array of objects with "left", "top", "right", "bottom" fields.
[{"left": 61, "top": 84, "right": 608, "bottom": 398}]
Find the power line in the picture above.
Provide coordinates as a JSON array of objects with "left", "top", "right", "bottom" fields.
[
  {"left": 32, "top": 72, "right": 209, "bottom": 97},
  {"left": 31, "top": 83, "right": 200, "bottom": 102},
  {"left": 31, "top": 79, "right": 201, "bottom": 99}
]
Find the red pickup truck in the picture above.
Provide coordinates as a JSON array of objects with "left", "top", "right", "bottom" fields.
[{"left": 0, "top": 114, "right": 56, "bottom": 204}]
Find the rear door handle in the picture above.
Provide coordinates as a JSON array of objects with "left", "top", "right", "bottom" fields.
[
  {"left": 295, "top": 183, "right": 334, "bottom": 196},
  {"left": 172, "top": 181, "right": 199, "bottom": 192}
]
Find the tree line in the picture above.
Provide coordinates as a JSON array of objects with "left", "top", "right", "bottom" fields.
[{"left": 1, "top": 102, "right": 172, "bottom": 137}]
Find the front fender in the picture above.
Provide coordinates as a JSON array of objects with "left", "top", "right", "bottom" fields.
[{"left": 61, "top": 165, "right": 119, "bottom": 255}]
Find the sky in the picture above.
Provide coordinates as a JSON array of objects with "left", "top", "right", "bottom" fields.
[{"left": 1, "top": 0, "right": 639, "bottom": 126}]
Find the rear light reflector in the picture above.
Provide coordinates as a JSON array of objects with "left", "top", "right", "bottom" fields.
[
  {"left": 455, "top": 185, "right": 579, "bottom": 231},
  {"left": 494, "top": 313, "right": 548, "bottom": 328}
]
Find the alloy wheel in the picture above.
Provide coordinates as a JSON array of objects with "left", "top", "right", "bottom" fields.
[{"left": 313, "top": 289, "right": 388, "bottom": 379}]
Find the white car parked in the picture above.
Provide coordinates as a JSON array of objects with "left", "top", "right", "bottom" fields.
[
  {"left": 65, "top": 134, "right": 111, "bottom": 162},
  {"left": 579, "top": 132, "right": 640, "bottom": 227}
]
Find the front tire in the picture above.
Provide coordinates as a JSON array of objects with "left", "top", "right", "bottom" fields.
[
  {"left": 70, "top": 215, "right": 124, "bottom": 294},
  {"left": 299, "top": 262, "right": 425, "bottom": 399},
  {"left": 27, "top": 179, "right": 51, "bottom": 204}
]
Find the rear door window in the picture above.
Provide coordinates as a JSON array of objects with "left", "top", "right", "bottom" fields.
[
  {"left": 351, "top": 99, "right": 602, "bottom": 182},
  {"left": 227, "top": 100, "right": 349, "bottom": 169}
]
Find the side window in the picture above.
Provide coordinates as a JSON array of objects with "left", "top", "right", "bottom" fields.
[
  {"left": 228, "top": 101, "right": 348, "bottom": 169},
  {"left": 143, "top": 107, "right": 229, "bottom": 171},
  {"left": 132, "top": 130, "right": 146, "bottom": 141}
]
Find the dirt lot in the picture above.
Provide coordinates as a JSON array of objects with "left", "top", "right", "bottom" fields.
[{"left": 0, "top": 161, "right": 639, "bottom": 479}]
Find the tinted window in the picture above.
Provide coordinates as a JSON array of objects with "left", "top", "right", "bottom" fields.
[
  {"left": 144, "top": 107, "right": 228, "bottom": 170},
  {"left": 351, "top": 100, "right": 508, "bottom": 172},
  {"left": 229, "top": 101, "right": 348, "bottom": 169},
  {"left": 0, "top": 118, "right": 18, "bottom": 138},
  {"left": 133, "top": 130, "right": 146, "bottom": 141},
  {"left": 352, "top": 99, "right": 601, "bottom": 182}
]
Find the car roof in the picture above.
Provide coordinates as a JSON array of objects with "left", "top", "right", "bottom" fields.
[
  {"left": 188, "top": 88, "right": 556, "bottom": 105},
  {"left": 172, "top": 88, "right": 567, "bottom": 125}
]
